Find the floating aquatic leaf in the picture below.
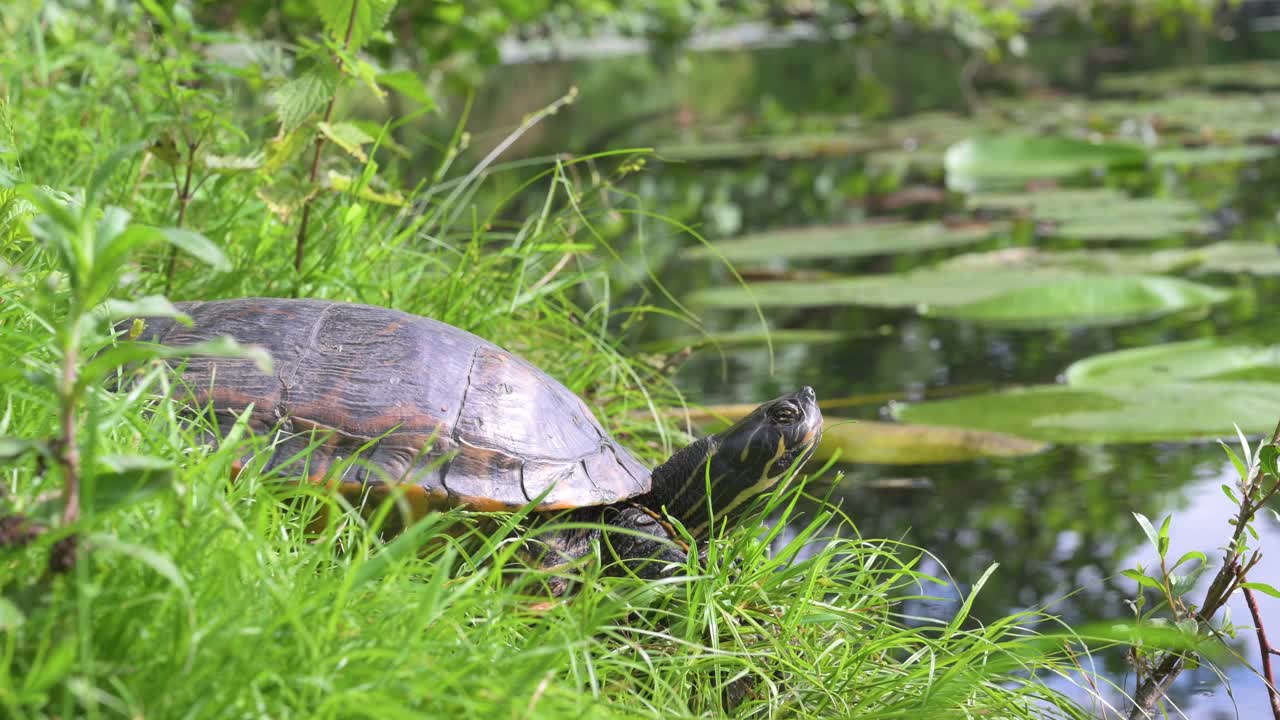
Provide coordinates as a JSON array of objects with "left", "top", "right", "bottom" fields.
[
  {"left": 944, "top": 135, "right": 1149, "bottom": 192},
  {"left": 1152, "top": 145, "right": 1277, "bottom": 167},
  {"left": 1100, "top": 62, "right": 1280, "bottom": 95},
  {"left": 657, "top": 134, "right": 881, "bottom": 162},
  {"left": 932, "top": 275, "right": 1230, "bottom": 328},
  {"left": 688, "top": 268, "right": 1231, "bottom": 328},
  {"left": 641, "top": 328, "right": 852, "bottom": 353},
  {"left": 684, "top": 221, "right": 1002, "bottom": 263},
  {"left": 936, "top": 242, "right": 1280, "bottom": 277},
  {"left": 935, "top": 247, "right": 1200, "bottom": 275},
  {"left": 894, "top": 382, "right": 1280, "bottom": 444},
  {"left": 1196, "top": 241, "right": 1280, "bottom": 275},
  {"left": 1052, "top": 212, "right": 1211, "bottom": 241},
  {"left": 686, "top": 409, "right": 1046, "bottom": 464},
  {"left": 968, "top": 188, "right": 1207, "bottom": 240},
  {"left": 1064, "top": 339, "right": 1280, "bottom": 387}
]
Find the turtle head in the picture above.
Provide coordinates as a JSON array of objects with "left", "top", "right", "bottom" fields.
[
  {"left": 644, "top": 386, "right": 823, "bottom": 537},
  {"left": 709, "top": 385, "right": 824, "bottom": 495}
]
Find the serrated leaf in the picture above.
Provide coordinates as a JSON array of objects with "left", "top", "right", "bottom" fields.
[
  {"left": 1122, "top": 568, "right": 1165, "bottom": 591},
  {"left": 1133, "top": 512, "right": 1160, "bottom": 551},
  {"left": 1241, "top": 582, "right": 1280, "bottom": 599},
  {"left": 256, "top": 176, "right": 316, "bottom": 223},
  {"left": 314, "top": 0, "right": 397, "bottom": 51},
  {"left": 262, "top": 129, "right": 311, "bottom": 175},
  {"left": 275, "top": 72, "right": 336, "bottom": 133},
  {"left": 317, "top": 121, "right": 374, "bottom": 162}
]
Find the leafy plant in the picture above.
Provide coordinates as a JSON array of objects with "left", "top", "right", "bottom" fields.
[
  {"left": 1121, "top": 424, "right": 1280, "bottom": 718},
  {"left": 0, "top": 146, "right": 263, "bottom": 571}
]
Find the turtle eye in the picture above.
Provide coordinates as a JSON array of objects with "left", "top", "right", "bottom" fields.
[{"left": 769, "top": 403, "right": 800, "bottom": 424}]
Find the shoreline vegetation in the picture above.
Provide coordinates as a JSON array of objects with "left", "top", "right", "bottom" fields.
[{"left": 2, "top": 2, "right": 1280, "bottom": 718}]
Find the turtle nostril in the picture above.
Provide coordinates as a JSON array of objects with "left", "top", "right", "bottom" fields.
[{"left": 800, "top": 385, "right": 816, "bottom": 402}]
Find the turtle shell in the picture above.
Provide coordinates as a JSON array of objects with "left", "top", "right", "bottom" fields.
[{"left": 136, "top": 298, "right": 652, "bottom": 511}]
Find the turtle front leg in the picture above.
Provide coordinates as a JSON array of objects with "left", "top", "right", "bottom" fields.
[
  {"left": 530, "top": 505, "right": 691, "bottom": 595},
  {"left": 598, "top": 504, "right": 692, "bottom": 580}
]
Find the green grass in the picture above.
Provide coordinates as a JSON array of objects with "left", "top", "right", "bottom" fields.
[{"left": 0, "top": 5, "right": 1104, "bottom": 719}]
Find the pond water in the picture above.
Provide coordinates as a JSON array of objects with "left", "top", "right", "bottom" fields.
[{"left": 478, "top": 29, "right": 1280, "bottom": 716}]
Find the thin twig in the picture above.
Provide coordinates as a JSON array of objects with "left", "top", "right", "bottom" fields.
[
  {"left": 294, "top": 0, "right": 360, "bottom": 285},
  {"left": 163, "top": 138, "right": 200, "bottom": 294},
  {"left": 1240, "top": 571, "right": 1280, "bottom": 720}
]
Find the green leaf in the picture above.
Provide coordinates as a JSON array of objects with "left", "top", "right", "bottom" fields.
[
  {"left": 893, "top": 382, "right": 1280, "bottom": 444},
  {"left": 1133, "top": 513, "right": 1160, "bottom": 552},
  {"left": 1241, "top": 582, "right": 1280, "bottom": 599},
  {"left": 375, "top": 70, "right": 434, "bottom": 108},
  {"left": 93, "top": 455, "right": 173, "bottom": 512},
  {"left": 313, "top": 0, "right": 397, "bottom": 51},
  {"left": 1223, "top": 483, "right": 1239, "bottom": 504},
  {"left": 89, "top": 533, "right": 190, "bottom": 598},
  {"left": 21, "top": 639, "right": 76, "bottom": 697},
  {"left": 1261, "top": 444, "right": 1279, "bottom": 479},
  {"left": 684, "top": 221, "right": 1004, "bottom": 263},
  {"left": 1121, "top": 568, "right": 1165, "bottom": 591},
  {"left": 1066, "top": 339, "right": 1280, "bottom": 387},
  {"left": 275, "top": 71, "right": 336, "bottom": 133},
  {"left": 944, "top": 135, "right": 1149, "bottom": 192},
  {"left": 1173, "top": 550, "right": 1207, "bottom": 570},
  {"left": 326, "top": 171, "right": 406, "bottom": 206},
  {"left": 317, "top": 121, "right": 375, "bottom": 162},
  {"left": 689, "top": 268, "right": 1232, "bottom": 329},
  {"left": 0, "top": 436, "right": 48, "bottom": 463},
  {"left": 0, "top": 597, "right": 24, "bottom": 631},
  {"left": 1220, "top": 441, "right": 1249, "bottom": 484},
  {"left": 157, "top": 228, "right": 230, "bottom": 272},
  {"left": 1158, "top": 514, "right": 1171, "bottom": 558}
]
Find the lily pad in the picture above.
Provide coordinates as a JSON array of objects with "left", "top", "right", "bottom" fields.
[
  {"left": 934, "top": 247, "right": 1201, "bottom": 275},
  {"left": 932, "top": 275, "right": 1231, "bottom": 328},
  {"left": 1064, "top": 339, "right": 1280, "bottom": 386},
  {"left": 686, "top": 409, "right": 1047, "bottom": 464},
  {"left": 968, "top": 188, "right": 1208, "bottom": 241},
  {"left": 657, "top": 134, "right": 882, "bottom": 162},
  {"left": 641, "top": 328, "right": 852, "bottom": 353},
  {"left": 944, "top": 136, "right": 1150, "bottom": 192},
  {"left": 683, "top": 220, "right": 1002, "bottom": 263},
  {"left": 893, "top": 382, "right": 1280, "bottom": 444},
  {"left": 935, "top": 242, "right": 1280, "bottom": 277},
  {"left": 1152, "top": 145, "right": 1278, "bottom": 167},
  {"left": 1100, "top": 62, "right": 1280, "bottom": 95},
  {"left": 687, "top": 268, "right": 1232, "bottom": 328},
  {"left": 1197, "top": 241, "right": 1280, "bottom": 275}
]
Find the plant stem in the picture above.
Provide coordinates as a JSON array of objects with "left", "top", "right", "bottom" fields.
[
  {"left": 294, "top": 0, "right": 359, "bottom": 285},
  {"left": 1242, "top": 577, "right": 1280, "bottom": 720},
  {"left": 1127, "top": 417, "right": 1280, "bottom": 719},
  {"left": 164, "top": 142, "right": 198, "bottom": 295},
  {"left": 58, "top": 328, "right": 81, "bottom": 527}
]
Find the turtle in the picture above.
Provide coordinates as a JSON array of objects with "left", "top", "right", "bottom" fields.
[{"left": 131, "top": 297, "right": 823, "bottom": 588}]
